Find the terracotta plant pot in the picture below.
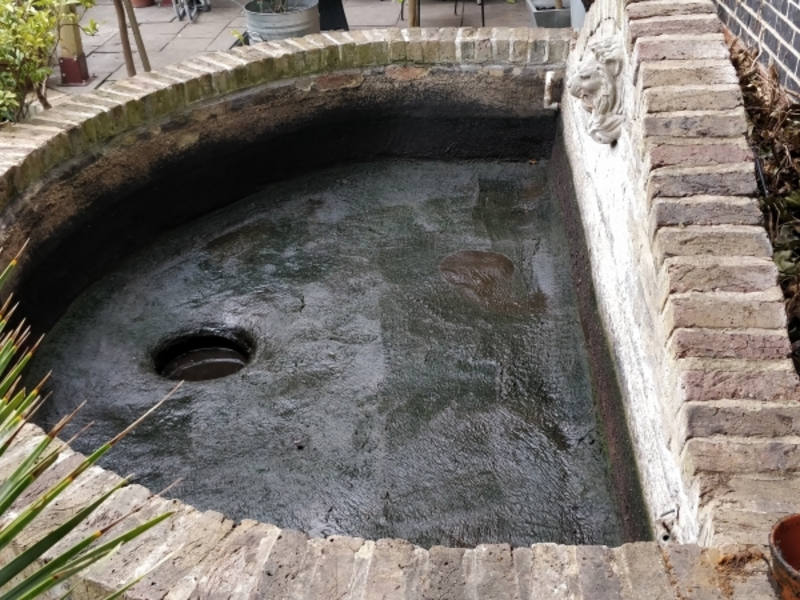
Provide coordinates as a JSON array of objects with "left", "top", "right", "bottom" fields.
[
  {"left": 770, "top": 514, "right": 800, "bottom": 599},
  {"left": 131, "top": 0, "right": 155, "bottom": 7}
]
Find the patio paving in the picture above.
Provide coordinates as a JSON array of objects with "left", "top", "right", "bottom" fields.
[{"left": 47, "top": 0, "right": 534, "bottom": 101}]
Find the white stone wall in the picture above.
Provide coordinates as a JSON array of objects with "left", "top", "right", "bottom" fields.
[
  {"left": 561, "top": 19, "right": 696, "bottom": 541},
  {"left": 563, "top": 0, "right": 800, "bottom": 546}
]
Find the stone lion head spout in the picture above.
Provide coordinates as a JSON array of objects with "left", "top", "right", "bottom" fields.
[{"left": 567, "top": 37, "right": 625, "bottom": 145}]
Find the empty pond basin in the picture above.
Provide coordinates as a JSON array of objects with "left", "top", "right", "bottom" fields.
[{"left": 31, "top": 159, "right": 632, "bottom": 548}]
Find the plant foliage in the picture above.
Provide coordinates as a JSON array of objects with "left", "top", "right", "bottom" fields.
[
  {"left": 0, "top": 0, "right": 97, "bottom": 123},
  {"left": 727, "top": 33, "right": 800, "bottom": 366},
  {"left": 0, "top": 246, "right": 175, "bottom": 599}
]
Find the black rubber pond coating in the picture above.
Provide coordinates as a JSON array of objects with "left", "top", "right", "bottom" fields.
[{"left": 29, "top": 159, "right": 647, "bottom": 549}]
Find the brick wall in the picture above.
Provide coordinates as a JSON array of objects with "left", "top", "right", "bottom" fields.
[{"left": 713, "top": 0, "right": 800, "bottom": 94}]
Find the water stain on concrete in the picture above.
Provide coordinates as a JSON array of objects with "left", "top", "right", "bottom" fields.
[{"left": 440, "top": 250, "right": 547, "bottom": 314}]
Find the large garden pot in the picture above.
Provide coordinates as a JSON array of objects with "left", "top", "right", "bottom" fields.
[
  {"left": 770, "top": 514, "right": 800, "bottom": 599},
  {"left": 244, "top": 0, "right": 320, "bottom": 43},
  {"left": 526, "top": 0, "right": 571, "bottom": 27}
]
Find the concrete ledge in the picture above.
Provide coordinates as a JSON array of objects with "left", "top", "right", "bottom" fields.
[{"left": 0, "top": 27, "right": 572, "bottom": 209}]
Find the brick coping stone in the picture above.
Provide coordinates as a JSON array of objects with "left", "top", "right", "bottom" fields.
[
  {"left": 0, "top": 15, "right": 793, "bottom": 600},
  {"left": 0, "top": 426, "right": 779, "bottom": 598}
]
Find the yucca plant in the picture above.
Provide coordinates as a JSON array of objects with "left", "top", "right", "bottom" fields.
[{"left": 0, "top": 245, "right": 175, "bottom": 599}]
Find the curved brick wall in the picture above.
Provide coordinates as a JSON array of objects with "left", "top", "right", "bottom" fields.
[{"left": 0, "top": 21, "right": 791, "bottom": 599}]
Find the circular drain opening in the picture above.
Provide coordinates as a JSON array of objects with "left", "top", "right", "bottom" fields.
[{"left": 155, "top": 330, "right": 254, "bottom": 381}]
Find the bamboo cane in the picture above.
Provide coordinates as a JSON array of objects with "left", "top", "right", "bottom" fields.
[
  {"left": 121, "top": 0, "right": 152, "bottom": 72},
  {"left": 111, "top": 0, "right": 136, "bottom": 77}
]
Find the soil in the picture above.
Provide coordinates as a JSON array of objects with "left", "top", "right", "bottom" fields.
[{"left": 726, "top": 31, "right": 800, "bottom": 372}]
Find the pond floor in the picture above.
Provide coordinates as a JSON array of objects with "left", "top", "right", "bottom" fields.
[{"left": 32, "top": 159, "right": 626, "bottom": 548}]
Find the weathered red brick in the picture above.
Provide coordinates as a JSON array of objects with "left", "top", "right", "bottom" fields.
[
  {"left": 661, "top": 256, "right": 777, "bottom": 293},
  {"left": 669, "top": 328, "right": 791, "bottom": 360},
  {"left": 630, "top": 15, "right": 722, "bottom": 41},
  {"left": 663, "top": 289, "right": 785, "bottom": 331},
  {"left": 677, "top": 358, "right": 800, "bottom": 401},
  {"left": 646, "top": 138, "right": 752, "bottom": 170},
  {"left": 641, "top": 84, "right": 743, "bottom": 112},
  {"left": 651, "top": 196, "right": 762, "bottom": 228},
  {"left": 628, "top": 0, "right": 716, "bottom": 19},
  {"left": 648, "top": 164, "right": 757, "bottom": 198}
]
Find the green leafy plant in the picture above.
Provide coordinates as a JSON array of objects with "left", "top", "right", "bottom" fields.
[
  {"left": 0, "top": 246, "right": 176, "bottom": 599},
  {"left": 254, "top": 0, "right": 291, "bottom": 13},
  {"left": 0, "top": 0, "right": 97, "bottom": 123}
]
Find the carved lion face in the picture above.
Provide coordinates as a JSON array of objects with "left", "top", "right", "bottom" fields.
[
  {"left": 567, "top": 39, "right": 623, "bottom": 115},
  {"left": 567, "top": 37, "right": 625, "bottom": 145},
  {"left": 567, "top": 53, "right": 605, "bottom": 112}
]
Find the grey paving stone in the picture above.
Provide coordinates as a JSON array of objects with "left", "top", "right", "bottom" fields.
[
  {"left": 705, "top": 546, "right": 776, "bottom": 600},
  {"left": 345, "top": 538, "right": 375, "bottom": 600},
  {"left": 78, "top": 495, "right": 183, "bottom": 599},
  {"left": 664, "top": 544, "right": 726, "bottom": 600},
  {"left": 529, "top": 544, "right": 581, "bottom": 600},
  {"left": 10, "top": 450, "right": 84, "bottom": 512},
  {"left": 420, "top": 546, "right": 467, "bottom": 600},
  {"left": 130, "top": 509, "right": 236, "bottom": 599},
  {"left": 706, "top": 509, "right": 789, "bottom": 547},
  {"left": 364, "top": 538, "right": 428, "bottom": 600},
  {"left": 0, "top": 433, "right": 47, "bottom": 482},
  {"left": 576, "top": 545, "right": 623, "bottom": 600},
  {"left": 15, "top": 465, "right": 121, "bottom": 550},
  {"left": 254, "top": 528, "right": 312, "bottom": 598},
  {"left": 463, "top": 543, "right": 518, "bottom": 600},
  {"left": 613, "top": 542, "right": 676, "bottom": 600},
  {"left": 512, "top": 547, "right": 533, "bottom": 600},
  {"left": 304, "top": 535, "right": 368, "bottom": 599},
  {"left": 171, "top": 520, "right": 279, "bottom": 600},
  {"left": 51, "top": 483, "right": 153, "bottom": 556}
]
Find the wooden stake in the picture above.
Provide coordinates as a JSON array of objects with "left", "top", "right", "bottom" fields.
[
  {"left": 409, "top": 0, "right": 418, "bottom": 26},
  {"left": 112, "top": 0, "right": 136, "bottom": 77},
  {"left": 121, "top": 0, "right": 151, "bottom": 72}
]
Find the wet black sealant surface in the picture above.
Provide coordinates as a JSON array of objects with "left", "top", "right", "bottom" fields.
[{"left": 32, "top": 159, "right": 627, "bottom": 548}]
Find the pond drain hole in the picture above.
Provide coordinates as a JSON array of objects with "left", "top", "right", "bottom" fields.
[{"left": 154, "top": 329, "right": 254, "bottom": 381}]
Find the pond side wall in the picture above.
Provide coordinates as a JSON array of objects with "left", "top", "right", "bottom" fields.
[{"left": 562, "top": 0, "right": 800, "bottom": 546}]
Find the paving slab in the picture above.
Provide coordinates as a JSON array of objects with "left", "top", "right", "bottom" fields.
[{"left": 46, "top": 0, "right": 534, "bottom": 102}]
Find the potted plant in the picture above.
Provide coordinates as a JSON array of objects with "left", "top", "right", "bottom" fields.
[
  {"left": 243, "top": 0, "right": 320, "bottom": 43},
  {"left": 0, "top": 0, "right": 97, "bottom": 123},
  {"left": 526, "top": 0, "right": 571, "bottom": 28}
]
